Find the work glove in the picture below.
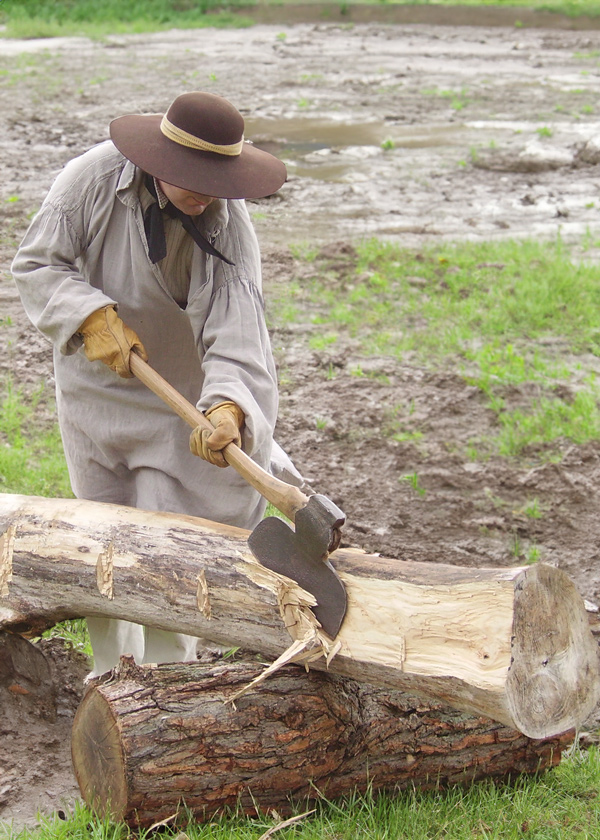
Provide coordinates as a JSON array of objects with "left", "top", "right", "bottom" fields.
[
  {"left": 78, "top": 305, "right": 148, "bottom": 378},
  {"left": 189, "top": 401, "right": 245, "bottom": 468}
]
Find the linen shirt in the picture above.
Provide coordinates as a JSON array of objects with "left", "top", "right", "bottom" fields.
[{"left": 11, "top": 140, "right": 279, "bottom": 529}]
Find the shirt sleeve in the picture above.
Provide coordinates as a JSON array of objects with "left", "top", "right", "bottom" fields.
[
  {"left": 195, "top": 201, "right": 278, "bottom": 457},
  {"left": 11, "top": 185, "right": 117, "bottom": 356}
]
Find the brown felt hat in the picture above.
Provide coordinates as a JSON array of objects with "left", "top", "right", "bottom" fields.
[{"left": 110, "top": 91, "right": 287, "bottom": 199}]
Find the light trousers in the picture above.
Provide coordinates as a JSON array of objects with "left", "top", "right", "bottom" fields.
[{"left": 86, "top": 617, "right": 199, "bottom": 677}]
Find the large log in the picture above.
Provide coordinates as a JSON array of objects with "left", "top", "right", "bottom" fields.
[
  {"left": 1, "top": 493, "right": 599, "bottom": 739},
  {"left": 73, "top": 656, "right": 574, "bottom": 827}
]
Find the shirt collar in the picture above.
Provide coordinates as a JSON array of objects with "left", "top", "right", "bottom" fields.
[{"left": 153, "top": 178, "right": 169, "bottom": 210}]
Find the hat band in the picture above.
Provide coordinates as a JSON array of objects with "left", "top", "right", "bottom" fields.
[{"left": 160, "top": 115, "right": 244, "bottom": 156}]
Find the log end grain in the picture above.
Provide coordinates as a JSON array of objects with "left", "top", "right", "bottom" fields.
[
  {"left": 507, "top": 563, "right": 600, "bottom": 739},
  {"left": 71, "top": 688, "right": 128, "bottom": 821}
]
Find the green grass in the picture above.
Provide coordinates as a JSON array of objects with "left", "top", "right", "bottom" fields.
[
  {"left": 271, "top": 235, "right": 600, "bottom": 458},
  {"left": 0, "top": 378, "right": 72, "bottom": 497},
  {"left": 5, "top": 744, "right": 600, "bottom": 839},
  {"left": 1, "top": 0, "right": 600, "bottom": 38},
  {"left": 0, "top": 0, "right": 254, "bottom": 39}
]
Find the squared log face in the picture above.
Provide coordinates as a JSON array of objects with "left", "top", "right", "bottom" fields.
[
  {"left": 1, "top": 494, "right": 599, "bottom": 741},
  {"left": 338, "top": 575, "right": 514, "bottom": 689}
]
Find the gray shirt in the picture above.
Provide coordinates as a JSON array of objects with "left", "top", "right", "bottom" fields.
[{"left": 11, "top": 140, "right": 279, "bottom": 529}]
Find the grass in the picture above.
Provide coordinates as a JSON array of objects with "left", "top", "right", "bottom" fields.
[
  {"left": 1, "top": 0, "right": 600, "bottom": 38},
  {"left": 271, "top": 234, "right": 600, "bottom": 459},
  {"left": 0, "top": 0, "right": 254, "bottom": 39},
  {"left": 5, "top": 743, "right": 600, "bottom": 839},
  {"left": 0, "top": 378, "right": 72, "bottom": 497}
]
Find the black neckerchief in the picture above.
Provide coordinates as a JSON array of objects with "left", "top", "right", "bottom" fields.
[{"left": 143, "top": 175, "right": 234, "bottom": 266}]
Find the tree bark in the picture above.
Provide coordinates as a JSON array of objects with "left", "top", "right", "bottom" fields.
[
  {"left": 1, "top": 493, "right": 599, "bottom": 739},
  {"left": 72, "top": 656, "right": 574, "bottom": 828}
]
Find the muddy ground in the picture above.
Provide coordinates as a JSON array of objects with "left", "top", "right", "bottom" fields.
[{"left": 2, "top": 13, "right": 600, "bottom": 832}]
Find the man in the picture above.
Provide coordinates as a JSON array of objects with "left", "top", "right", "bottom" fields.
[{"left": 11, "top": 91, "right": 290, "bottom": 675}]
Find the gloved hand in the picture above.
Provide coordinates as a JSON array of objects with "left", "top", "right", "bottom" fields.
[
  {"left": 189, "top": 401, "right": 245, "bottom": 468},
  {"left": 78, "top": 305, "right": 148, "bottom": 378}
]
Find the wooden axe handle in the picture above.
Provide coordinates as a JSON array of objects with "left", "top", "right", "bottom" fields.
[{"left": 129, "top": 353, "right": 309, "bottom": 522}]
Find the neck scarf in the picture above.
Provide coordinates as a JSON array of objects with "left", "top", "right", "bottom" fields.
[{"left": 143, "top": 175, "right": 234, "bottom": 266}]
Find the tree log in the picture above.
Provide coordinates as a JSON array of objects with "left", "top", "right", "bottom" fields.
[
  {"left": 72, "top": 656, "right": 574, "bottom": 827},
  {"left": 1, "top": 493, "right": 599, "bottom": 739}
]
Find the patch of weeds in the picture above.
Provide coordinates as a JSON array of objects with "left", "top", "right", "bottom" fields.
[
  {"left": 0, "top": 377, "right": 72, "bottom": 497},
  {"left": 421, "top": 86, "right": 470, "bottom": 110},
  {"left": 520, "top": 497, "right": 543, "bottom": 519},
  {"left": 381, "top": 137, "right": 395, "bottom": 151},
  {"left": 526, "top": 544, "right": 542, "bottom": 564},
  {"left": 392, "top": 429, "right": 424, "bottom": 444},
  {"left": 441, "top": 86, "right": 470, "bottom": 111},
  {"left": 383, "top": 404, "right": 423, "bottom": 444},
  {"left": 289, "top": 242, "right": 320, "bottom": 261},
  {"left": 400, "top": 471, "right": 426, "bottom": 498},
  {"left": 38, "top": 619, "right": 92, "bottom": 659},
  {"left": 300, "top": 72, "right": 324, "bottom": 83},
  {"left": 495, "top": 388, "right": 600, "bottom": 457},
  {"left": 510, "top": 530, "right": 523, "bottom": 558},
  {"left": 464, "top": 342, "right": 568, "bottom": 397},
  {"left": 266, "top": 279, "right": 302, "bottom": 328},
  {"left": 309, "top": 333, "right": 338, "bottom": 351},
  {"left": 537, "top": 126, "right": 553, "bottom": 138},
  {"left": 574, "top": 50, "right": 600, "bottom": 59}
]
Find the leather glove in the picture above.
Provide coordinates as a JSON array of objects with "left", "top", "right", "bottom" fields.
[
  {"left": 189, "top": 401, "right": 245, "bottom": 468},
  {"left": 78, "top": 305, "right": 148, "bottom": 378}
]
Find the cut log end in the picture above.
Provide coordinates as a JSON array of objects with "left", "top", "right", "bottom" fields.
[
  {"left": 507, "top": 563, "right": 600, "bottom": 739},
  {"left": 71, "top": 689, "right": 128, "bottom": 819}
]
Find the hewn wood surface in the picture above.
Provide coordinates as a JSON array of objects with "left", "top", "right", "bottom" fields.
[
  {"left": 1, "top": 493, "right": 599, "bottom": 739},
  {"left": 72, "top": 656, "right": 574, "bottom": 827}
]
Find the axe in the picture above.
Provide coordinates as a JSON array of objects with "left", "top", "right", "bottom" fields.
[{"left": 129, "top": 354, "right": 347, "bottom": 638}]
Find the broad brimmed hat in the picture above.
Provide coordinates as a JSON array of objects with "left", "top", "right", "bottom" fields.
[{"left": 110, "top": 91, "right": 287, "bottom": 199}]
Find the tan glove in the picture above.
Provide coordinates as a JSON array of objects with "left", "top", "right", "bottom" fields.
[
  {"left": 189, "top": 401, "right": 245, "bottom": 468},
  {"left": 78, "top": 305, "right": 148, "bottom": 378}
]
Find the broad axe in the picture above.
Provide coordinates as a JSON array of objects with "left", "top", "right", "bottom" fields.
[{"left": 129, "top": 354, "right": 347, "bottom": 638}]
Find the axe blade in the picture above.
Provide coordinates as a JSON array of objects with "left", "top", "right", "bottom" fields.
[{"left": 248, "top": 495, "right": 347, "bottom": 638}]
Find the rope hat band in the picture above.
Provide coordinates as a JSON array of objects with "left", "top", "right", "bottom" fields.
[{"left": 160, "top": 114, "right": 244, "bottom": 156}]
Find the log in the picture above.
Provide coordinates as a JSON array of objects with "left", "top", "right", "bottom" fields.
[
  {"left": 1, "top": 493, "right": 599, "bottom": 739},
  {"left": 72, "top": 656, "right": 574, "bottom": 827}
]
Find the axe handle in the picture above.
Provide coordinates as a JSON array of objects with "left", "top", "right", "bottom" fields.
[{"left": 129, "top": 353, "right": 309, "bottom": 522}]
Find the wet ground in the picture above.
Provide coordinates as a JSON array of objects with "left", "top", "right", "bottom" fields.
[{"left": 1, "top": 14, "right": 600, "bottom": 832}]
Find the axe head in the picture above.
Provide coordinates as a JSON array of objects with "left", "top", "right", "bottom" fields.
[{"left": 248, "top": 495, "right": 347, "bottom": 638}]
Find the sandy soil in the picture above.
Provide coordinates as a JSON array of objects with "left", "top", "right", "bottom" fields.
[{"left": 1, "top": 15, "right": 600, "bottom": 832}]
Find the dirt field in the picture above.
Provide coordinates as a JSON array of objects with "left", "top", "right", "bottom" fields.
[{"left": 2, "top": 14, "right": 600, "bottom": 831}]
